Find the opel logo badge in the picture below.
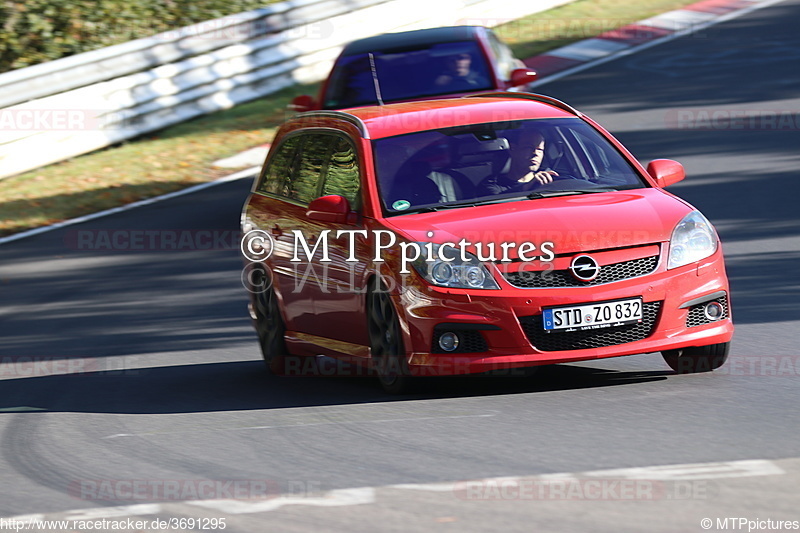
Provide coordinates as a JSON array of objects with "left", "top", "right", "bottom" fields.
[{"left": 570, "top": 255, "right": 600, "bottom": 282}]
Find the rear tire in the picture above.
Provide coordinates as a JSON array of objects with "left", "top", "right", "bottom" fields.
[
  {"left": 662, "top": 342, "right": 730, "bottom": 374},
  {"left": 367, "top": 279, "right": 413, "bottom": 394}
]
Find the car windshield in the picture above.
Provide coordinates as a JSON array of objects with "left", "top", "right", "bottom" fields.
[
  {"left": 373, "top": 118, "right": 648, "bottom": 215},
  {"left": 323, "top": 41, "right": 494, "bottom": 109}
]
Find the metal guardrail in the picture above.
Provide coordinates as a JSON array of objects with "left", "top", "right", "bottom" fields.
[{"left": 0, "top": 0, "right": 570, "bottom": 180}]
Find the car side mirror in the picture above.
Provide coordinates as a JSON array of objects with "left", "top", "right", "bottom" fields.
[
  {"left": 508, "top": 68, "right": 538, "bottom": 88},
  {"left": 647, "top": 159, "right": 685, "bottom": 187},
  {"left": 290, "top": 95, "right": 316, "bottom": 113},
  {"left": 306, "top": 195, "right": 353, "bottom": 224}
]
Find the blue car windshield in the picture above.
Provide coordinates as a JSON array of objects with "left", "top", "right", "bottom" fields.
[
  {"left": 323, "top": 41, "right": 494, "bottom": 109},
  {"left": 372, "top": 118, "right": 649, "bottom": 215}
]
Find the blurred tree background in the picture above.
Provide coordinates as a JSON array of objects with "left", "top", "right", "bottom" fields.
[{"left": 0, "top": 0, "right": 282, "bottom": 72}]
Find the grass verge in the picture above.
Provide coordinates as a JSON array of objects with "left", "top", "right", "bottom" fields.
[{"left": 0, "top": 0, "right": 702, "bottom": 237}]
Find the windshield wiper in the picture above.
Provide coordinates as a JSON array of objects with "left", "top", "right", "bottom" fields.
[
  {"left": 404, "top": 197, "right": 518, "bottom": 213},
  {"left": 402, "top": 206, "right": 441, "bottom": 213},
  {"left": 400, "top": 190, "right": 615, "bottom": 213},
  {"left": 449, "top": 196, "right": 536, "bottom": 208},
  {"left": 527, "top": 188, "right": 617, "bottom": 199}
]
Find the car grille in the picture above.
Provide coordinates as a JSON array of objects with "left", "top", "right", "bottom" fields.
[
  {"left": 519, "top": 301, "right": 662, "bottom": 352},
  {"left": 686, "top": 295, "right": 729, "bottom": 327},
  {"left": 501, "top": 255, "right": 658, "bottom": 289}
]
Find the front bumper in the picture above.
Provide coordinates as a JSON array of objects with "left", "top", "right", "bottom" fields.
[{"left": 397, "top": 247, "right": 733, "bottom": 376}]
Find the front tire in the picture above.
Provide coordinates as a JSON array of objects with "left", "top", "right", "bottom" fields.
[
  {"left": 662, "top": 342, "right": 730, "bottom": 374},
  {"left": 367, "top": 279, "right": 413, "bottom": 394},
  {"left": 253, "top": 278, "right": 289, "bottom": 375}
]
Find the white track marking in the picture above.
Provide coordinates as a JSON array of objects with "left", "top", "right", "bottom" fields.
[
  {"left": 638, "top": 9, "right": 718, "bottom": 31},
  {"left": 0, "top": 459, "right": 787, "bottom": 520},
  {"left": 582, "top": 459, "right": 786, "bottom": 480},
  {"left": 64, "top": 504, "right": 161, "bottom": 520},
  {"left": 547, "top": 39, "right": 630, "bottom": 61},
  {"left": 387, "top": 459, "right": 785, "bottom": 492},
  {"left": 186, "top": 487, "right": 376, "bottom": 514}
]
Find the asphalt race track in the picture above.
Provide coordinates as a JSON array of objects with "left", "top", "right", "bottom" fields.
[{"left": 1, "top": 2, "right": 799, "bottom": 531}]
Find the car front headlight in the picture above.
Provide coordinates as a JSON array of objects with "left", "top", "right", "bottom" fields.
[
  {"left": 412, "top": 243, "right": 499, "bottom": 290},
  {"left": 668, "top": 211, "right": 718, "bottom": 269}
]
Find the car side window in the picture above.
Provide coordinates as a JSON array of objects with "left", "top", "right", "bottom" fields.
[
  {"left": 258, "top": 136, "right": 301, "bottom": 195},
  {"left": 322, "top": 136, "right": 361, "bottom": 209},
  {"left": 286, "top": 134, "right": 332, "bottom": 203},
  {"left": 258, "top": 132, "right": 361, "bottom": 207}
]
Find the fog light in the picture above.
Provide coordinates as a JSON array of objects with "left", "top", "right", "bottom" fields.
[
  {"left": 438, "top": 332, "right": 459, "bottom": 352},
  {"left": 704, "top": 302, "right": 724, "bottom": 321}
]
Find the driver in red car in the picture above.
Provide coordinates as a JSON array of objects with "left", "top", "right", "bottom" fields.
[{"left": 479, "top": 131, "right": 559, "bottom": 194}]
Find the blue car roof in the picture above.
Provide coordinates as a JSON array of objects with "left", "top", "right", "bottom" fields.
[{"left": 341, "top": 26, "right": 484, "bottom": 56}]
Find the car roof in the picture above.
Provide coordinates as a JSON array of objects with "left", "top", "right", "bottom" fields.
[
  {"left": 305, "top": 94, "right": 581, "bottom": 140},
  {"left": 341, "top": 26, "right": 485, "bottom": 56}
]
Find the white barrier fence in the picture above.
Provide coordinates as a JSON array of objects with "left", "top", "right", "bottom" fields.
[{"left": 0, "top": 0, "right": 570, "bottom": 180}]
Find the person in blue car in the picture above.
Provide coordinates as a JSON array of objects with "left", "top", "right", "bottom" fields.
[{"left": 434, "top": 53, "right": 489, "bottom": 90}]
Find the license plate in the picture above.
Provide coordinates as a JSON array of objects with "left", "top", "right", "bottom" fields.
[{"left": 542, "top": 298, "right": 643, "bottom": 333}]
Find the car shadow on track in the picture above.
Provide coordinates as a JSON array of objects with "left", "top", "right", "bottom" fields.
[{"left": 0, "top": 357, "right": 670, "bottom": 414}]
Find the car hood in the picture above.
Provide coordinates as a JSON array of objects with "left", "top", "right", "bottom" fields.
[{"left": 380, "top": 188, "right": 693, "bottom": 256}]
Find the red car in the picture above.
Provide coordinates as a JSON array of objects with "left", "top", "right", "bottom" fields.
[
  {"left": 241, "top": 93, "right": 733, "bottom": 393},
  {"left": 291, "top": 26, "right": 537, "bottom": 112}
]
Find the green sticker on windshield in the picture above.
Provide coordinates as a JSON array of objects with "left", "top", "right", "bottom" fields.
[{"left": 392, "top": 200, "right": 411, "bottom": 211}]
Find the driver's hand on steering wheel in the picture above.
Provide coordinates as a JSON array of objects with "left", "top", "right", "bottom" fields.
[{"left": 518, "top": 170, "right": 559, "bottom": 185}]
